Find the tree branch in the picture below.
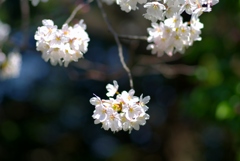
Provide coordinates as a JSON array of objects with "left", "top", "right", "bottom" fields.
[
  {"left": 118, "top": 34, "right": 148, "bottom": 41},
  {"left": 96, "top": 0, "right": 134, "bottom": 89},
  {"left": 64, "top": 0, "right": 93, "bottom": 24},
  {"left": 0, "top": 0, "right": 5, "bottom": 6},
  {"left": 65, "top": 4, "right": 84, "bottom": 24},
  {"left": 20, "top": 0, "right": 30, "bottom": 50}
]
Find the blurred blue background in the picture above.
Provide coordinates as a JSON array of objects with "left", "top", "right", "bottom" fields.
[{"left": 0, "top": 0, "right": 240, "bottom": 161}]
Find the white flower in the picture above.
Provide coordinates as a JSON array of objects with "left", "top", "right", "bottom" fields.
[
  {"left": 0, "top": 51, "right": 21, "bottom": 80},
  {"left": 116, "top": 0, "right": 147, "bottom": 12},
  {"left": 0, "top": 20, "right": 10, "bottom": 44},
  {"left": 122, "top": 112, "right": 149, "bottom": 133},
  {"left": 190, "top": 16, "right": 204, "bottom": 30},
  {"left": 103, "top": 108, "right": 122, "bottom": 132},
  {"left": 117, "top": 0, "right": 138, "bottom": 12},
  {"left": 146, "top": 11, "right": 205, "bottom": 56},
  {"left": 147, "top": 21, "right": 175, "bottom": 56},
  {"left": 200, "top": 0, "right": 219, "bottom": 12},
  {"left": 164, "top": 14, "right": 182, "bottom": 28},
  {"left": 164, "top": 6, "right": 179, "bottom": 18},
  {"left": 106, "top": 80, "right": 119, "bottom": 97},
  {"left": 90, "top": 80, "right": 150, "bottom": 133},
  {"left": 122, "top": 103, "right": 144, "bottom": 121},
  {"left": 139, "top": 94, "right": 150, "bottom": 111},
  {"left": 0, "top": 50, "right": 6, "bottom": 64},
  {"left": 143, "top": 2, "right": 166, "bottom": 22},
  {"left": 90, "top": 95, "right": 102, "bottom": 105},
  {"left": 92, "top": 103, "right": 108, "bottom": 123},
  {"left": 35, "top": 19, "right": 90, "bottom": 67},
  {"left": 118, "top": 89, "right": 139, "bottom": 104},
  {"left": 30, "top": 0, "right": 48, "bottom": 6}
]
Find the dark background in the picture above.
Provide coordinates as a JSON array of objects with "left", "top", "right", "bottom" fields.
[{"left": 0, "top": 0, "right": 240, "bottom": 161}]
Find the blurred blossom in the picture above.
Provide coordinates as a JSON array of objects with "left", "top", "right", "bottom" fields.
[
  {"left": 0, "top": 20, "right": 10, "bottom": 44},
  {"left": 0, "top": 50, "right": 6, "bottom": 64},
  {"left": 30, "top": 0, "right": 49, "bottom": 6},
  {"left": 0, "top": 51, "right": 22, "bottom": 80},
  {"left": 0, "top": 51, "right": 49, "bottom": 101}
]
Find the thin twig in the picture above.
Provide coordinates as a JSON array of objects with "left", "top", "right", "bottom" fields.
[
  {"left": 64, "top": 3, "right": 84, "bottom": 24},
  {"left": 20, "top": 0, "right": 30, "bottom": 50},
  {"left": 65, "top": 0, "right": 93, "bottom": 24},
  {"left": 0, "top": 0, "right": 5, "bottom": 6},
  {"left": 118, "top": 34, "right": 148, "bottom": 41},
  {"left": 96, "top": 0, "right": 134, "bottom": 89}
]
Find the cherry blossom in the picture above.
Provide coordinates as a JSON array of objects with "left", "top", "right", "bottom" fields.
[
  {"left": 90, "top": 80, "right": 150, "bottom": 133},
  {"left": 35, "top": 19, "right": 90, "bottom": 67}
]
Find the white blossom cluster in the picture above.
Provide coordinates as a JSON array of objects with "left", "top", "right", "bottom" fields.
[
  {"left": 147, "top": 14, "right": 203, "bottom": 56},
  {"left": 0, "top": 51, "right": 22, "bottom": 80},
  {"left": 34, "top": 19, "right": 90, "bottom": 67},
  {"left": 143, "top": 0, "right": 219, "bottom": 22},
  {"left": 102, "top": 0, "right": 219, "bottom": 56},
  {"left": 145, "top": 0, "right": 218, "bottom": 56},
  {"left": 90, "top": 80, "right": 150, "bottom": 133}
]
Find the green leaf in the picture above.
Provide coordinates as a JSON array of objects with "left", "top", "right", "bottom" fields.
[{"left": 215, "top": 101, "right": 234, "bottom": 120}]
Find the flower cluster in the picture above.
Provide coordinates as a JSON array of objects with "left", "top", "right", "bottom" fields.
[
  {"left": 102, "top": 0, "right": 219, "bottom": 56},
  {"left": 145, "top": 0, "right": 218, "bottom": 56},
  {"left": 143, "top": 0, "right": 219, "bottom": 22},
  {"left": 147, "top": 14, "right": 203, "bottom": 56},
  {"left": 90, "top": 80, "right": 150, "bottom": 133},
  {"left": 0, "top": 51, "right": 22, "bottom": 80},
  {"left": 34, "top": 19, "right": 90, "bottom": 67}
]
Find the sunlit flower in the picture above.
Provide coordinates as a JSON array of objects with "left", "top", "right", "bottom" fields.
[
  {"left": 106, "top": 80, "right": 119, "bottom": 97},
  {"left": 143, "top": 0, "right": 218, "bottom": 56},
  {"left": 90, "top": 80, "right": 150, "bottom": 133},
  {"left": 143, "top": 2, "right": 166, "bottom": 22},
  {"left": 35, "top": 19, "right": 90, "bottom": 67}
]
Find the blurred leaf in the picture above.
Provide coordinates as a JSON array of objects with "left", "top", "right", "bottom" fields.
[
  {"left": 0, "top": 120, "right": 20, "bottom": 141},
  {"left": 215, "top": 101, "right": 234, "bottom": 120},
  {"left": 199, "top": 54, "right": 223, "bottom": 86}
]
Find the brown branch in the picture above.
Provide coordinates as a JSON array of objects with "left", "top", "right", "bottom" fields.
[
  {"left": 96, "top": 0, "right": 134, "bottom": 89},
  {"left": 137, "top": 53, "right": 184, "bottom": 64},
  {"left": 65, "top": 4, "right": 84, "bottom": 24},
  {"left": 132, "top": 63, "right": 196, "bottom": 78},
  {"left": 64, "top": 0, "right": 93, "bottom": 24},
  {"left": 20, "top": 0, "right": 30, "bottom": 50},
  {"left": 118, "top": 34, "right": 148, "bottom": 41},
  {"left": 67, "top": 59, "right": 127, "bottom": 82},
  {"left": 0, "top": 0, "right": 5, "bottom": 6},
  {"left": 68, "top": 56, "right": 195, "bottom": 82}
]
